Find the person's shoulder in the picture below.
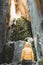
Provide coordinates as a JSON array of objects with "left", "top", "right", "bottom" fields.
[
  {"left": 22, "top": 47, "right": 26, "bottom": 51},
  {"left": 29, "top": 48, "right": 33, "bottom": 51}
]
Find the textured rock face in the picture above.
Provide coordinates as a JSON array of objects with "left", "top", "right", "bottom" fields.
[
  {"left": 27, "top": 0, "right": 43, "bottom": 59},
  {"left": 0, "top": 0, "right": 43, "bottom": 64},
  {"left": 0, "top": 0, "right": 8, "bottom": 63},
  {"left": 13, "top": 40, "right": 25, "bottom": 62}
]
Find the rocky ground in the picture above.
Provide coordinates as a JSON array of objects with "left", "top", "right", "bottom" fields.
[
  {"left": 0, "top": 62, "right": 18, "bottom": 65},
  {"left": 0, "top": 60, "right": 37, "bottom": 65}
]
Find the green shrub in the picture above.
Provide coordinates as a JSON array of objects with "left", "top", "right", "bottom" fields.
[
  {"left": 38, "top": 59, "right": 43, "bottom": 65},
  {"left": 8, "top": 17, "right": 32, "bottom": 41}
]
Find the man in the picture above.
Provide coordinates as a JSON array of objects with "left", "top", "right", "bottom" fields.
[{"left": 21, "top": 42, "right": 34, "bottom": 65}]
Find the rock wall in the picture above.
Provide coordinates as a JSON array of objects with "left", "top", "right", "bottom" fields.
[
  {"left": 0, "top": 0, "right": 8, "bottom": 63},
  {"left": 27, "top": 0, "right": 43, "bottom": 60},
  {"left": 0, "top": 0, "right": 43, "bottom": 64},
  {"left": 13, "top": 40, "right": 25, "bottom": 62}
]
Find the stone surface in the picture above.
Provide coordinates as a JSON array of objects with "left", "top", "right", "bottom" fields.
[
  {"left": 0, "top": 0, "right": 43, "bottom": 64},
  {"left": 27, "top": 0, "right": 43, "bottom": 61},
  {"left": 0, "top": 0, "right": 8, "bottom": 63},
  {"left": 13, "top": 40, "right": 25, "bottom": 62}
]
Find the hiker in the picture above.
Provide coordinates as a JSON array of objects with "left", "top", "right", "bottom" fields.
[{"left": 21, "top": 42, "right": 34, "bottom": 65}]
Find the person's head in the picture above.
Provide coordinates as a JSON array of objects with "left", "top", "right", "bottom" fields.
[{"left": 25, "top": 42, "right": 30, "bottom": 47}]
